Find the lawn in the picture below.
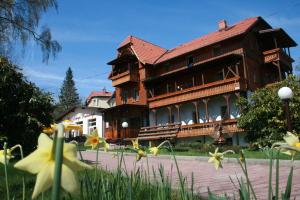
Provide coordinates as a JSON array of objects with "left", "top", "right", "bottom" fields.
[
  {"left": 0, "top": 160, "right": 203, "bottom": 200},
  {"left": 109, "top": 146, "right": 300, "bottom": 160}
]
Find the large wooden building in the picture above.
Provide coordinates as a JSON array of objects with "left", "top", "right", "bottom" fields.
[{"left": 103, "top": 16, "right": 297, "bottom": 145}]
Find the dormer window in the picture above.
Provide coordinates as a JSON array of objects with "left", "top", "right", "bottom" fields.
[{"left": 187, "top": 56, "right": 194, "bottom": 67}]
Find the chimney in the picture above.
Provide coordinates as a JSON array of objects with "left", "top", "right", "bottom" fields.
[{"left": 218, "top": 20, "right": 227, "bottom": 31}]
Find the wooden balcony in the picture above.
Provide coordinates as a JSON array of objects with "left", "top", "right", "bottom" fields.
[
  {"left": 148, "top": 77, "right": 246, "bottom": 109},
  {"left": 263, "top": 48, "right": 294, "bottom": 66},
  {"left": 110, "top": 70, "right": 138, "bottom": 87},
  {"left": 138, "top": 123, "right": 181, "bottom": 140},
  {"left": 137, "top": 120, "right": 242, "bottom": 140},
  {"left": 178, "top": 119, "right": 242, "bottom": 138}
]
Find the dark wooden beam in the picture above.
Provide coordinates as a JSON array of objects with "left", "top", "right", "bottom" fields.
[{"left": 193, "top": 101, "right": 199, "bottom": 123}]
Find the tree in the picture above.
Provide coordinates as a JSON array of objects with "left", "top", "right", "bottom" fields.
[
  {"left": 0, "top": 57, "right": 54, "bottom": 153},
  {"left": 58, "top": 67, "right": 81, "bottom": 113},
  {"left": 0, "top": 0, "right": 61, "bottom": 62},
  {"left": 237, "top": 75, "right": 300, "bottom": 147}
]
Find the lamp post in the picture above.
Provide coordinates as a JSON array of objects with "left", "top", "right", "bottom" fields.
[
  {"left": 278, "top": 87, "right": 293, "bottom": 131},
  {"left": 121, "top": 121, "right": 128, "bottom": 145}
]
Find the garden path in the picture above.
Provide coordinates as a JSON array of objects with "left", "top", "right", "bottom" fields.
[{"left": 80, "top": 151, "right": 300, "bottom": 199}]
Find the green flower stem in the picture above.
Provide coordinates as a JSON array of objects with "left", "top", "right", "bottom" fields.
[
  {"left": 268, "top": 149, "right": 273, "bottom": 200},
  {"left": 11, "top": 145, "right": 25, "bottom": 200},
  {"left": 51, "top": 123, "right": 64, "bottom": 200},
  {"left": 165, "top": 140, "right": 186, "bottom": 200},
  {"left": 3, "top": 142, "right": 10, "bottom": 200},
  {"left": 275, "top": 150, "right": 279, "bottom": 200},
  {"left": 237, "top": 158, "right": 257, "bottom": 200},
  {"left": 94, "top": 146, "right": 99, "bottom": 181}
]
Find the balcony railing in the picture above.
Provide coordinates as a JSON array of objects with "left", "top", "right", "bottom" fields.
[
  {"left": 110, "top": 70, "right": 138, "bottom": 87},
  {"left": 148, "top": 77, "right": 246, "bottom": 109},
  {"left": 137, "top": 119, "right": 242, "bottom": 140},
  {"left": 138, "top": 123, "right": 181, "bottom": 140},
  {"left": 178, "top": 119, "right": 242, "bottom": 138},
  {"left": 263, "top": 48, "right": 294, "bottom": 65}
]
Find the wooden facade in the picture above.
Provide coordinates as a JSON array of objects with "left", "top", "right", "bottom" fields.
[{"left": 103, "top": 17, "right": 297, "bottom": 145}]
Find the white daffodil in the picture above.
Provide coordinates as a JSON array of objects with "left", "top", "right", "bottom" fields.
[{"left": 14, "top": 133, "right": 92, "bottom": 199}]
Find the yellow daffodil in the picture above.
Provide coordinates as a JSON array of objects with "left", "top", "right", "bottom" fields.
[
  {"left": 281, "top": 132, "right": 300, "bottom": 156},
  {"left": 0, "top": 149, "right": 13, "bottom": 164},
  {"left": 149, "top": 147, "right": 159, "bottom": 156},
  {"left": 208, "top": 148, "right": 224, "bottom": 170},
  {"left": 14, "top": 133, "right": 92, "bottom": 199},
  {"left": 136, "top": 149, "right": 146, "bottom": 161},
  {"left": 84, "top": 131, "right": 102, "bottom": 149},
  {"left": 132, "top": 138, "right": 139, "bottom": 150},
  {"left": 239, "top": 150, "right": 245, "bottom": 163}
]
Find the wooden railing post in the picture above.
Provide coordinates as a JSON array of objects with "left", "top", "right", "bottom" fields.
[
  {"left": 151, "top": 109, "right": 157, "bottom": 126},
  {"left": 223, "top": 94, "right": 231, "bottom": 119},
  {"left": 167, "top": 106, "right": 172, "bottom": 123},
  {"left": 192, "top": 101, "right": 199, "bottom": 123},
  {"left": 175, "top": 104, "right": 181, "bottom": 124},
  {"left": 202, "top": 99, "right": 210, "bottom": 122}
]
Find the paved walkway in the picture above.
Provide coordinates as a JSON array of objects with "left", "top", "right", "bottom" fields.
[{"left": 80, "top": 151, "right": 300, "bottom": 199}]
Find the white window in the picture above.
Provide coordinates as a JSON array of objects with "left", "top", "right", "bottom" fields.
[{"left": 88, "top": 118, "right": 97, "bottom": 133}]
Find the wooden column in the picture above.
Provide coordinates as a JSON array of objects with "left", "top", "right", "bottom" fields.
[
  {"left": 202, "top": 99, "right": 209, "bottom": 122},
  {"left": 235, "top": 62, "right": 240, "bottom": 76},
  {"left": 192, "top": 76, "right": 195, "bottom": 86},
  {"left": 201, "top": 73, "right": 205, "bottom": 85},
  {"left": 152, "top": 109, "right": 157, "bottom": 126},
  {"left": 175, "top": 104, "right": 181, "bottom": 124},
  {"left": 167, "top": 106, "right": 172, "bottom": 123},
  {"left": 192, "top": 101, "right": 199, "bottom": 123},
  {"left": 223, "top": 94, "right": 231, "bottom": 119}
]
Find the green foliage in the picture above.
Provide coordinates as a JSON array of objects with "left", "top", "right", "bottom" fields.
[
  {"left": 57, "top": 67, "right": 81, "bottom": 115},
  {"left": 0, "top": 0, "right": 61, "bottom": 62},
  {"left": 237, "top": 75, "right": 300, "bottom": 146},
  {"left": 0, "top": 57, "right": 54, "bottom": 153},
  {"left": 174, "top": 141, "right": 242, "bottom": 154}
]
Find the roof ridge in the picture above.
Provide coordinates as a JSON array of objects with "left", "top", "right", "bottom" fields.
[
  {"left": 168, "top": 16, "right": 260, "bottom": 52},
  {"left": 130, "top": 35, "right": 167, "bottom": 50}
]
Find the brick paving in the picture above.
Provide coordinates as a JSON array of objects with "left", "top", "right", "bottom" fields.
[{"left": 80, "top": 151, "right": 300, "bottom": 199}]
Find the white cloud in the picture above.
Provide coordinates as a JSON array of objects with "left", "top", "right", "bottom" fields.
[{"left": 23, "top": 68, "right": 64, "bottom": 81}]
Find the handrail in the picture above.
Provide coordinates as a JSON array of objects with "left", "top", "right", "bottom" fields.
[{"left": 148, "top": 76, "right": 241, "bottom": 101}]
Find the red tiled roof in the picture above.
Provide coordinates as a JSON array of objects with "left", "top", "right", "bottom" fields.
[
  {"left": 155, "top": 17, "right": 260, "bottom": 63},
  {"left": 118, "top": 36, "right": 167, "bottom": 64},
  {"left": 86, "top": 90, "right": 112, "bottom": 104},
  {"left": 116, "top": 17, "right": 260, "bottom": 65}
]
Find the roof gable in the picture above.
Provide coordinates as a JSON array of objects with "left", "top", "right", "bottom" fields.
[{"left": 118, "top": 36, "right": 167, "bottom": 64}]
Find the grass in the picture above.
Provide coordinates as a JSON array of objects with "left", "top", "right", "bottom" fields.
[
  {"left": 0, "top": 157, "right": 204, "bottom": 200},
  {"left": 110, "top": 147, "right": 300, "bottom": 160}
]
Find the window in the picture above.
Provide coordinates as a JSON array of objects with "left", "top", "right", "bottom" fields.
[
  {"left": 213, "top": 45, "right": 222, "bottom": 56},
  {"left": 88, "top": 118, "right": 97, "bottom": 134},
  {"left": 220, "top": 106, "right": 228, "bottom": 119},
  {"left": 187, "top": 56, "right": 194, "bottom": 67},
  {"left": 133, "top": 87, "right": 139, "bottom": 101},
  {"left": 93, "top": 99, "right": 97, "bottom": 106},
  {"left": 121, "top": 90, "right": 128, "bottom": 104}
]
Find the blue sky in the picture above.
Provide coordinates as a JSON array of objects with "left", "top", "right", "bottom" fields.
[{"left": 19, "top": 0, "right": 300, "bottom": 102}]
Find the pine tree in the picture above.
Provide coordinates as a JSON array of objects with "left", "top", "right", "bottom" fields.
[{"left": 58, "top": 67, "right": 81, "bottom": 112}]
